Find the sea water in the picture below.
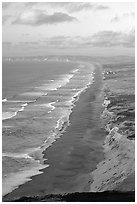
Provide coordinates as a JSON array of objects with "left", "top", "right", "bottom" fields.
[{"left": 2, "top": 59, "right": 94, "bottom": 195}]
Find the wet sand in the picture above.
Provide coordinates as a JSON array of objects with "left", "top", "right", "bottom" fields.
[{"left": 3, "top": 63, "right": 107, "bottom": 201}]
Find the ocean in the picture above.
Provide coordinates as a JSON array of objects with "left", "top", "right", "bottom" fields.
[{"left": 2, "top": 59, "right": 94, "bottom": 195}]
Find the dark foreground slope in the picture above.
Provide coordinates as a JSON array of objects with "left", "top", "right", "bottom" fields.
[{"left": 9, "top": 191, "right": 135, "bottom": 202}]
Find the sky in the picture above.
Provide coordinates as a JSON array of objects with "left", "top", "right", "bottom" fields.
[{"left": 2, "top": 2, "right": 135, "bottom": 57}]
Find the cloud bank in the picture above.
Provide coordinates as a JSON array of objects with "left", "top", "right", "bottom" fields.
[
  {"left": 5, "top": 30, "right": 134, "bottom": 50},
  {"left": 47, "top": 2, "right": 109, "bottom": 13},
  {"left": 39, "top": 30, "right": 134, "bottom": 48},
  {"left": 12, "top": 10, "right": 77, "bottom": 25},
  {"left": 49, "top": 2, "right": 94, "bottom": 13},
  {"left": 90, "top": 30, "right": 135, "bottom": 47},
  {"left": 2, "top": 15, "right": 11, "bottom": 24}
]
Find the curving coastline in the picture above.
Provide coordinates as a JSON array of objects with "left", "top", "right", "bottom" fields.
[
  {"left": 3, "top": 61, "right": 102, "bottom": 201},
  {"left": 3, "top": 60, "right": 134, "bottom": 202}
]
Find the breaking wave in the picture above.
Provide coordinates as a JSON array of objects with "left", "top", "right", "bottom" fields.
[{"left": 2, "top": 61, "right": 95, "bottom": 196}]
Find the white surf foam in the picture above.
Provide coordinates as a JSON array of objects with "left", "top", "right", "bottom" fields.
[
  {"left": 39, "top": 102, "right": 56, "bottom": 109},
  {"left": 7, "top": 100, "right": 35, "bottom": 103},
  {"left": 2, "top": 146, "right": 50, "bottom": 196},
  {"left": 2, "top": 152, "right": 33, "bottom": 160},
  {"left": 20, "top": 92, "right": 47, "bottom": 96},
  {"left": 2, "top": 103, "right": 28, "bottom": 120},
  {"left": 2, "top": 163, "right": 49, "bottom": 196},
  {"left": 33, "top": 102, "right": 56, "bottom": 113},
  {"left": 2, "top": 98, "right": 8, "bottom": 102},
  {"left": 2, "top": 112, "right": 17, "bottom": 121},
  {"left": 37, "top": 74, "right": 74, "bottom": 91},
  {"left": 2, "top": 61, "right": 96, "bottom": 196},
  {"left": 71, "top": 68, "right": 79, "bottom": 73}
]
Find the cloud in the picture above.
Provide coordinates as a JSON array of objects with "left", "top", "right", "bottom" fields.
[
  {"left": 24, "top": 2, "right": 38, "bottom": 7},
  {"left": 46, "top": 31, "right": 135, "bottom": 48},
  {"left": 16, "top": 41, "right": 39, "bottom": 48},
  {"left": 90, "top": 30, "right": 135, "bottom": 47},
  {"left": 2, "top": 15, "right": 11, "bottom": 25},
  {"left": 111, "top": 12, "right": 135, "bottom": 23},
  {"left": 46, "top": 2, "right": 109, "bottom": 13},
  {"left": 111, "top": 16, "right": 120, "bottom": 23},
  {"left": 123, "top": 12, "right": 135, "bottom": 17},
  {"left": 12, "top": 10, "right": 77, "bottom": 25},
  {"left": 2, "top": 2, "right": 11, "bottom": 9},
  {"left": 19, "top": 2, "right": 93, "bottom": 13},
  {"left": 131, "top": 12, "right": 135, "bottom": 17},
  {"left": 40, "top": 36, "right": 80, "bottom": 48},
  {"left": 3, "top": 42, "right": 12, "bottom": 48},
  {"left": 61, "top": 3, "right": 94, "bottom": 13},
  {"left": 95, "top": 5, "right": 109, "bottom": 10},
  {"left": 22, "top": 33, "right": 30, "bottom": 36},
  {"left": 31, "top": 30, "right": 135, "bottom": 49},
  {"left": 43, "top": 2, "right": 93, "bottom": 13},
  {"left": 4, "top": 30, "right": 134, "bottom": 52}
]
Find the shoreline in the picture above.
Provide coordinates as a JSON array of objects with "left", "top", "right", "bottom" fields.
[
  {"left": 3, "top": 61, "right": 97, "bottom": 199},
  {"left": 3, "top": 60, "right": 134, "bottom": 201},
  {"left": 3, "top": 62, "right": 106, "bottom": 201}
]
